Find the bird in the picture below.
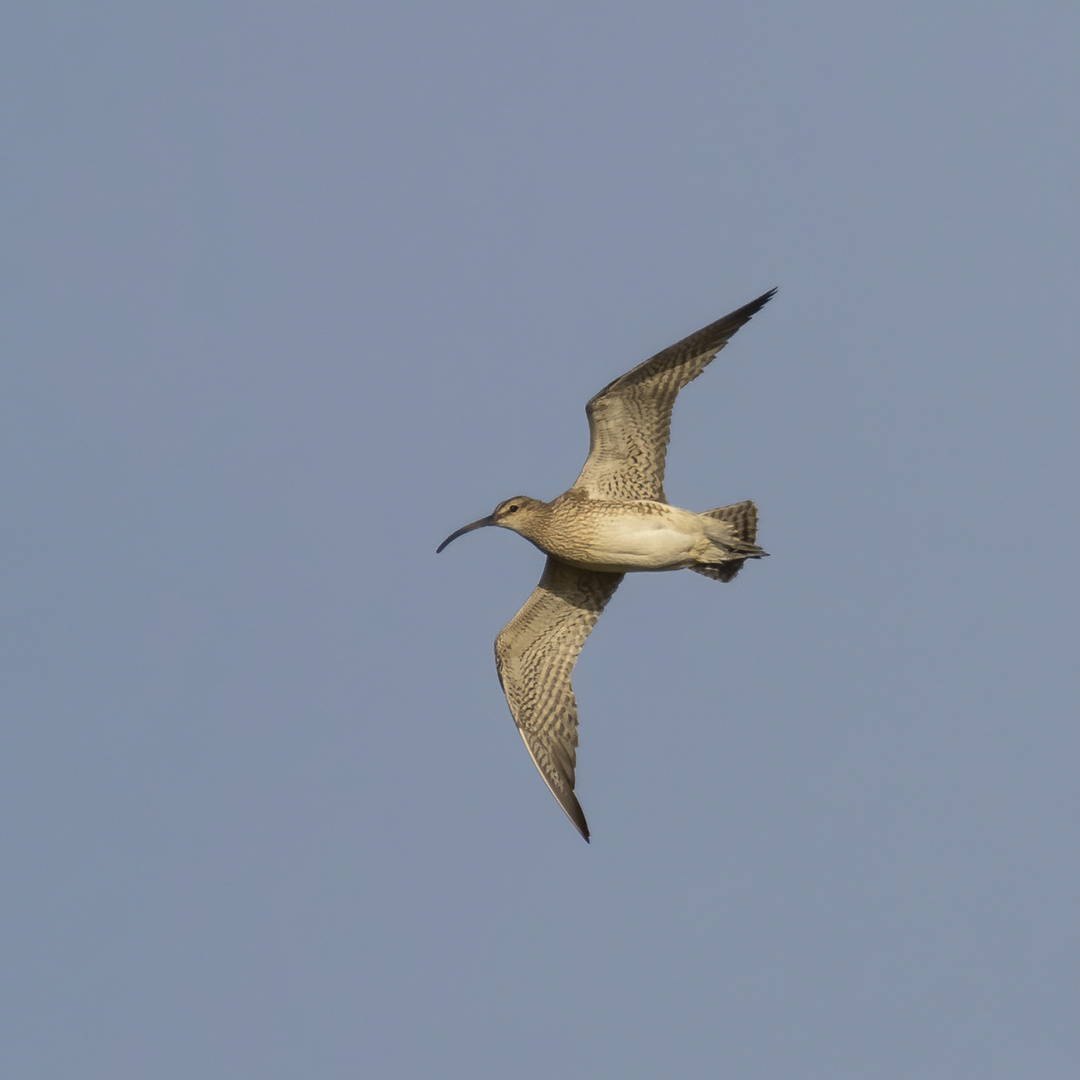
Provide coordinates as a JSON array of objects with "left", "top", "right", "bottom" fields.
[{"left": 437, "top": 289, "right": 775, "bottom": 840}]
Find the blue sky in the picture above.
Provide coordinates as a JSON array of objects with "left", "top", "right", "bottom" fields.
[{"left": 4, "top": 2, "right": 1078, "bottom": 1077}]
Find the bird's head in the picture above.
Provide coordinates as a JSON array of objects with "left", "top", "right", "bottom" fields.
[{"left": 436, "top": 496, "right": 545, "bottom": 552}]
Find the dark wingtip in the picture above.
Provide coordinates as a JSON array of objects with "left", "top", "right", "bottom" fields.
[
  {"left": 743, "top": 286, "right": 778, "bottom": 318},
  {"left": 707, "top": 284, "right": 780, "bottom": 337},
  {"left": 565, "top": 796, "right": 590, "bottom": 842}
]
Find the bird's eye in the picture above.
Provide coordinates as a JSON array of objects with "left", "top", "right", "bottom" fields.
[{"left": 506, "top": 504, "right": 519, "bottom": 513}]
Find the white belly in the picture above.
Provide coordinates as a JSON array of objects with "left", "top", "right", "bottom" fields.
[{"left": 564, "top": 506, "right": 704, "bottom": 572}]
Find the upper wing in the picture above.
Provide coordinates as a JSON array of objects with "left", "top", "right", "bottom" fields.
[
  {"left": 572, "top": 289, "right": 776, "bottom": 501},
  {"left": 494, "top": 556, "right": 624, "bottom": 841}
]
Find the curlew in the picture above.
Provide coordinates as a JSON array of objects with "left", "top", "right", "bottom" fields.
[{"left": 438, "top": 289, "right": 775, "bottom": 840}]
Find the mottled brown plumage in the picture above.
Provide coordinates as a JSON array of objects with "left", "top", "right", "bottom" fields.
[
  {"left": 438, "top": 289, "right": 775, "bottom": 840},
  {"left": 574, "top": 290, "right": 776, "bottom": 501},
  {"left": 494, "top": 558, "right": 623, "bottom": 840}
]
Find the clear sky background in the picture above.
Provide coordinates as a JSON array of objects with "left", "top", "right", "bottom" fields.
[{"left": 4, "top": 3, "right": 1078, "bottom": 1077}]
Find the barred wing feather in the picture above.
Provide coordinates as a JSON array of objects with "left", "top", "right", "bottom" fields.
[
  {"left": 573, "top": 289, "right": 775, "bottom": 502},
  {"left": 494, "top": 557, "right": 624, "bottom": 841}
]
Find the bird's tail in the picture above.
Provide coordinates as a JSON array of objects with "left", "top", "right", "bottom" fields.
[
  {"left": 692, "top": 500, "right": 768, "bottom": 583},
  {"left": 703, "top": 499, "right": 759, "bottom": 544}
]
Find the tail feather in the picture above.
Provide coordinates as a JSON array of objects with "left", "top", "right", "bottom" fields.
[
  {"left": 692, "top": 500, "right": 767, "bottom": 583},
  {"left": 702, "top": 499, "right": 758, "bottom": 543}
]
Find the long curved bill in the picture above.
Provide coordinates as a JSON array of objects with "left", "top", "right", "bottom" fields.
[{"left": 436, "top": 515, "right": 496, "bottom": 553}]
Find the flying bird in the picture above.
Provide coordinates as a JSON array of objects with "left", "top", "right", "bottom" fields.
[{"left": 438, "top": 289, "right": 775, "bottom": 840}]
